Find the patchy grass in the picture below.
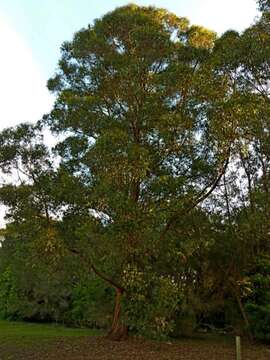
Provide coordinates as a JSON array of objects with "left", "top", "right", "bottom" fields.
[
  {"left": 0, "top": 320, "right": 269, "bottom": 359},
  {"left": 0, "top": 319, "right": 101, "bottom": 346}
]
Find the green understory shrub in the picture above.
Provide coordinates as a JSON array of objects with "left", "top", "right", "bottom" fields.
[{"left": 245, "top": 256, "right": 270, "bottom": 342}]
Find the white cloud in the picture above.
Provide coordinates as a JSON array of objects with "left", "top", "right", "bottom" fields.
[
  {"left": 0, "top": 15, "right": 53, "bottom": 130},
  {"left": 135, "top": 0, "right": 258, "bottom": 34},
  {"left": 0, "top": 16, "right": 54, "bottom": 227},
  {"left": 0, "top": 3, "right": 260, "bottom": 228},
  {"left": 191, "top": 0, "right": 259, "bottom": 34}
]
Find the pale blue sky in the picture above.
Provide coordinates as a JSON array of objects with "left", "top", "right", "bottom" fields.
[
  {"left": 0, "top": 0, "right": 260, "bottom": 138},
  {"left": 1, "top": 0, "right": 259, "bottom": 79},
  {"left": 0, "top": 0, "right": 260, "bottom": 226}
]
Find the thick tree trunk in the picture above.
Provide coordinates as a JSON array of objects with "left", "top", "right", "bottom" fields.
[
  {"left": 106, "top": 288, "right": 128, "bottom": 341},
  {"left": 68, "top": 249, "right": 128, "bottom": 340}
]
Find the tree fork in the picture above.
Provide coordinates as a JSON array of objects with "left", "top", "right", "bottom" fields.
[{"left": 69, "top": 248, "right": 128, "bottom": 340}]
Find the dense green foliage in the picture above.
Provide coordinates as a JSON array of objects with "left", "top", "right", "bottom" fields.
[
  {"left": 0, "top": 0, "right": 269, "bottom": 341},
  {"left": 245, "top": 257, "right": 270, "bottom": 341}
]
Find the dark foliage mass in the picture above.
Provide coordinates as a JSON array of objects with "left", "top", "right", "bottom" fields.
[{"left": 0, "top": 0, "right": 269, "bottom": 342}]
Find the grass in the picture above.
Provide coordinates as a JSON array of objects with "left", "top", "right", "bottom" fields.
[
  {"left": 0, "top": 319, "right": 102, "bottom": 346},
  {"left": 0, "top": 320, "right": 269, "bottom": 360}
]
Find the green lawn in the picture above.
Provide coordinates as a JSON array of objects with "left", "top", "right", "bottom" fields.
[{"left": 0, "top": 319, "right": 101, "bottom": 346}]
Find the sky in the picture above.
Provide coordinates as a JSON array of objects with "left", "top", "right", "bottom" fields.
[
  {"left": 0, "top": 1, "right": 260, "bottom": 225},
  {"left": 0, "top": 0, "right": 259, "bottom": 130}
]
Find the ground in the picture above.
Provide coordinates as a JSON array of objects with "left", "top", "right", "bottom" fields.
[{"left": 0, "top": 320, "right": 269, "bottom": 359}]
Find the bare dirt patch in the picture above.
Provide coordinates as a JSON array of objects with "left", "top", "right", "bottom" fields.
[{"left": 1, "top": 336, "right": 269, "bottom": 360}]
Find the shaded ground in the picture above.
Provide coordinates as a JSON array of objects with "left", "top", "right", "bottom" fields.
[{"left": 0, "top": 321, "right": 269, "bottom": 359}]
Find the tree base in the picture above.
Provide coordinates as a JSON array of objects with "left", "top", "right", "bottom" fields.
[{"left": 106, "top": 325, "right": 128, "bottom": 341}]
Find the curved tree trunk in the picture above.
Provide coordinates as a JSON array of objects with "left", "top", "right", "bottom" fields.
[
  {"left": 107, "top": 288, "right": 128, "bottom": 341},
  {"left": 68, "top": 249, "right": 128, "bottom": 340}
]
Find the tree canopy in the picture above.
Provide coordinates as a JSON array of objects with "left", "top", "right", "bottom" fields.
[{"left": 0, "top": 1, "right": 269, "bottom": 342}]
